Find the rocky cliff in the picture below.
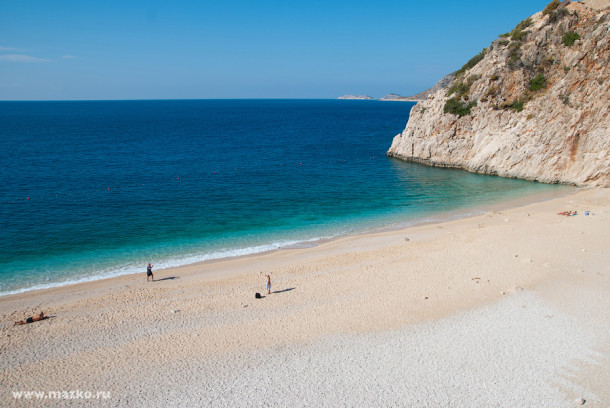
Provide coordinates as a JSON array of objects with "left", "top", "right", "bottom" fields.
[
  {"left": 398, "top": 73, "right": 455, "bottom": 101},
  {"left": 388, "top": 1, "right": 610, "bottom": 187}
]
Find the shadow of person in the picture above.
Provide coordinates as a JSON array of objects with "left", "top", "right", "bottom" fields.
[
  {"left": 156, "top": 276, "right": 179, "bottom": 282},
  {"left": 272, "top": 287, "right": 296, "bottom": 294}
]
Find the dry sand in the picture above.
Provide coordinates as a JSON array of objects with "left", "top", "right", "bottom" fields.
[{"left": 1, "top": 188, "right": 609, "bottom": 407}]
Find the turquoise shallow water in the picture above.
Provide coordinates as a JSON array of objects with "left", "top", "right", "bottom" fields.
[{"left": 0, "top": 99, "right": 570, "bottom": 295}]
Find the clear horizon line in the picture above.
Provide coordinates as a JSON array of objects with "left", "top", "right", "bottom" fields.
[{"left": 0, "top": 97, "right": 420, "bottom": 102}]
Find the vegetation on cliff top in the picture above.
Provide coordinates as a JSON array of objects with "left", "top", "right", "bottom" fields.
[
  {"left": 454, "top": 49, "right": 487, "bottom": 77},
  {"left": 444, "top": 0, "right": 587, "bottom": 118},
  {"left": 549, "top": 7, "right": 570, "bottom": 23},
  {"left": 510, "top": 18, "right": 533, "bottom": 41},
  {"left": 445, "top": 52, "right": 486, "bottom": 116},
  {"left": 542, "top": 0, "right": 561, "bottom": 16}
]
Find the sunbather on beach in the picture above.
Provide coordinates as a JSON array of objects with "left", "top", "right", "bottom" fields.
[
  {"left": 557, "top": 210, "right": 578, "bottom": 216},
  {"left": 14, "top": 312, "right": 47, "bottom": 326}
]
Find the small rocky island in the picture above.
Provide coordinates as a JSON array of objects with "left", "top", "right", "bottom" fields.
[
  {"left": 337, "top": 94, "right": 375, "bottom": 100},
  {"left": 339, "top": 73, "right": 455, "bottom": 102}
]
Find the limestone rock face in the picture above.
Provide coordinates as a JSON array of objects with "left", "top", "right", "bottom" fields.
[{"left": 388, "top": 2, "right": 609, "bottom": 187}]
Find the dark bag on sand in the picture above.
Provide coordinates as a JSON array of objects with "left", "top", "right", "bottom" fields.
[{"left": 255, "top": 292, "right": 261, "bottom": 299}]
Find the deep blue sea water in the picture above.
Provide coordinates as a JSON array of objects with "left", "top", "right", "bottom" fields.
[{"left": 0, "top": 100, "right": 569, "bottom": 295}]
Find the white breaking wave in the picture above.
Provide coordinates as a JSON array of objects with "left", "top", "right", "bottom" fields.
[
  {"left": 0, "top": 236, "right": 332, "bottom": 297},
  {"left": 1, "top": 188, "right": 568, "bottom": 298}
]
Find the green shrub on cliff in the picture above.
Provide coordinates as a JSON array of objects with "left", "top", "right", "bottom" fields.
[
  {"left": 529, "top": 74, "right": 547, "bottom": 91},
  {"left": 447, "top": 75, "right": 480, "bottom": 100},
  {"left": 510, "top": 18, "right": 532, "bottom": 42},
  {"left": 559, "top": 93, "right": 573, "bottom": 107},
  {"left": 454, "top": 49, "right": 487, "bottom": 76},
  {"left": 444, "top": 98, "right": 477, "bottom": 117},
  {"left": 543, "top": 0, "right": 560, "bottom": 15},
  {"left": 511, "top": 28, "right": 527, "bottom": 41},
  {"left": 484, "top": 86, "right": 499, "bottom": 99},
  {"left": 514, "top": 18, "right": 533, "bottom": 31},
  {"left": 507, "top": 43, "right": 523, "bottom": 67},
  {"left": 447, "top": 81, "right": 470, "bottom": 98},
  {"left": 549, "top": 7, "right": 569, "bottom": 23},
  {"left": 503, "top": 100, "right": 524, "bottom": 112},
  {"left": 562, "top": 31, "right": 581, "bottom": 46}
]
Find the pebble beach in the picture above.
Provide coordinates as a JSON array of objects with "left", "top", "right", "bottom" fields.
[{"left": 1, "top": 188, "right": 609, "bottom": 407}]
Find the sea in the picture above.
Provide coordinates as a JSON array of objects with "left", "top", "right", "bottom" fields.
[{"left": 0, "top": 99, "right": 571, "bottom": 296}]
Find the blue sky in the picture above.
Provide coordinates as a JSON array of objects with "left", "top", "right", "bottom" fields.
[{"left": 1, "top": 0, "right": 553, "bottom": 100}]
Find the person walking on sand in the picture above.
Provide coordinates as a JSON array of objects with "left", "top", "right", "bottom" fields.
[
  {"left": 147, "top": 263, "right": 154, "bottom": 282},
  {"left": 266, "top": 274, "right": 271, "bottom": 295}
]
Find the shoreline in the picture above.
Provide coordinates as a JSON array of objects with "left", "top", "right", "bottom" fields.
[
  {"left": 1, "top": 187, "right": 608, "bottom": 406},
  {"left": 0, "top": 184, "right": 576, "bottom": 299}
]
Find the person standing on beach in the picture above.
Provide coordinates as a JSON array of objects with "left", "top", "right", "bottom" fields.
[
  {"left": 266, "top": 274, "right": 271, "bottom": 295},
  {"left": 147, "top": 263, "right": 154, "bottom": 282}
]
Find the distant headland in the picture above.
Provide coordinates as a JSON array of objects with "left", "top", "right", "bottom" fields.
[
  {"left": 337, "top": 94, "right": 376, "bottom": 100},
  {"left": 338, "top": 73, "right": 455, "bottom": 102}
]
